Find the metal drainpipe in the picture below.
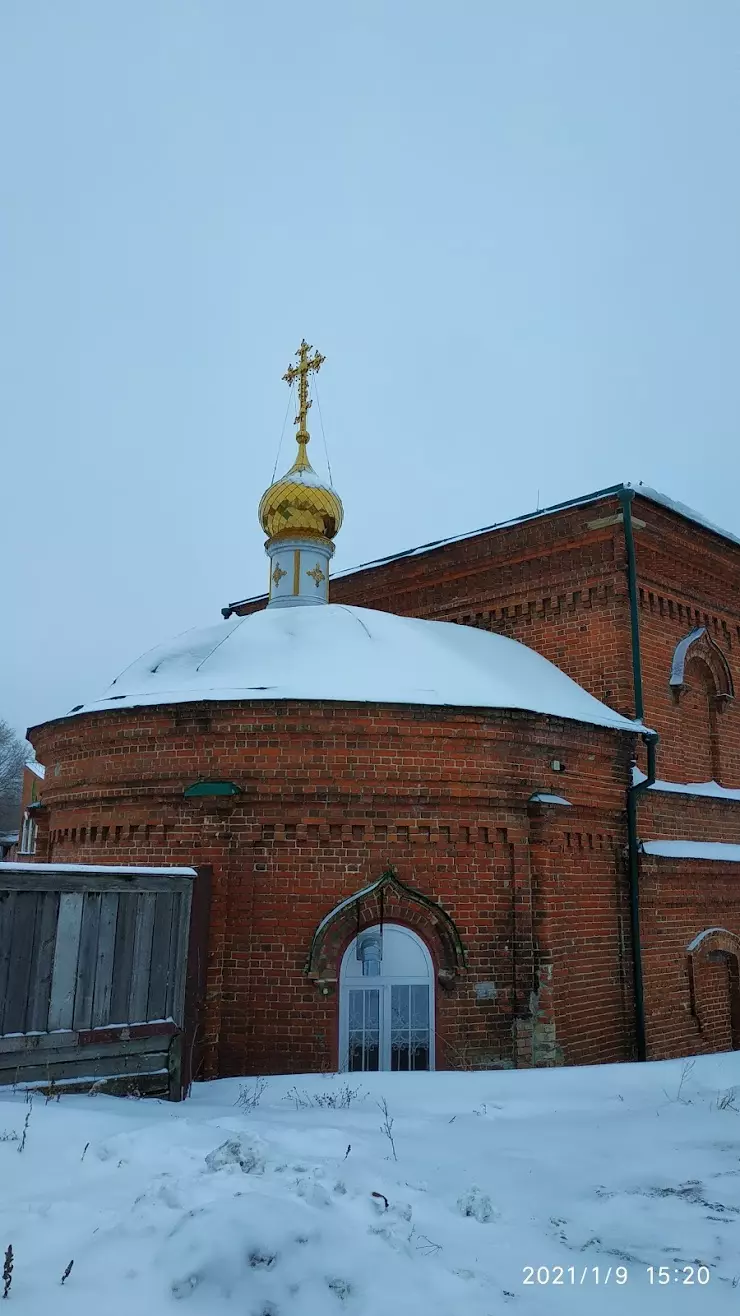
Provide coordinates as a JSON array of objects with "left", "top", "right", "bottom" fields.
[
  {"left": 618, "top": 486, "right": 658, "bottom": 1060},
  {"left": 627, "top": 732, "right": 658, "bottom": 1061}
]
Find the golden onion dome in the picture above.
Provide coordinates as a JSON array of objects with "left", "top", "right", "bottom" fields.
[{"left": 259, "top": 435, "right": 344, "bottom": 543}]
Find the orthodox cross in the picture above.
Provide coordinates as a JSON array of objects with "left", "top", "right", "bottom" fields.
[
  {"left": 306, "top": 562, "right": 326, "bottom": 588},
  {"left": 282, "top": 339, "right": 325, "bottom": 452}
]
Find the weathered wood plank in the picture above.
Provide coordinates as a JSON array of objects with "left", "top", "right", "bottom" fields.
[
  {"left": 25, "top": 893, "right": 60, "bottom": 1033},
  {"left": 128, "top": 895, "right": 156, "bottom": 1023},
  {"left": 91, "top": 892, "right": 119, "bottom": 1028},
  {"left": 78, "top": 1020, "right": 176, "bottom": 1046},
  {"left": 0, "top": 893, "right": 16, "bottom": 1027},
  {"left": 182, "top": 866, "right": 212, "bottom": 1092},
  {"left": 167, "top": 1029, "right": 184, "bottom": 1101},
  {"left": 0, "top": 1048, "right": 170, "bottom": 1087},
  {"left": 166, "top": 890, "right": 191, "bottom": 1027},
  {"left": 2, "top": 893, "right": 38, "bottom": 1034},
  {"left": 0, "top": 1030, "right": 76, "bottom": 1054},
  {"left": 0, "top": 1034, "right": 176, "bottom": 1068},
  {"left": 72, "top": 894, "right": 101, "bottom": 1031},
  {"left": 0, "top": 873, "right": 193, "bottom": 894},
  {"left": 47, "top": 893, "right": 84, "bottom": 1031},
  {"left": 147, "top": 892, "right": 174, "bottom": 1021},
  {"left": 0, "top": 1021, "right": 176, "bottom": 1054},
  {"left": 109, "top": 892, "right": 137, "bottom": 1024},
  {"left": 164, "top": 891, "right": 181, "bottom": 1022},
  {"left": 19, "top": 895, "right": 44, "bottom": 1030},
  {"left": 9, "top": 1070, "right": 170, "bottom": 1098}
]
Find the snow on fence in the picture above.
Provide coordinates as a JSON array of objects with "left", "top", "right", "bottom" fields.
[{"left": 0, "top": 863, "right": 210, "bottom": 1100}]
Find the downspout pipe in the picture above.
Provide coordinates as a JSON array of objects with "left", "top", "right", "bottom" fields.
[
  {"left": 627, "top": 731, "right": 658, "bottom": 1061},
  {"left": 618, "top": 486, "right": 655, "bottom": 1060}
]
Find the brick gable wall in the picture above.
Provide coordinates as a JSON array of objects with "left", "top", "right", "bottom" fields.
[{"left": 630, "top": 495, "right": 740, "bottom": 785}]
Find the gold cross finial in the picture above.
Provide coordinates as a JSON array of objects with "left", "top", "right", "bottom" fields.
[{"left": 282, "top": 339, "right": 325, "bottom": 470}]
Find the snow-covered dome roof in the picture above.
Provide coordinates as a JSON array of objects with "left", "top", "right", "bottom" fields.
[{"left": 68, "top": 604, "right": 642, "bottom": 733}]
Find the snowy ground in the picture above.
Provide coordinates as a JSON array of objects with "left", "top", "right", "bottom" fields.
[{"left": 2, "top": 1055, "right": 740, "bottom": 1314}]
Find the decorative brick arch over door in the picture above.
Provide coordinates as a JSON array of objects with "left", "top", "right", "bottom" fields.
[
  {"left": 686, "top": 927, "right": 740, "bottom": 1052},
  {"left": 305, "top": 866, "right": 466, "bottom": 993}
]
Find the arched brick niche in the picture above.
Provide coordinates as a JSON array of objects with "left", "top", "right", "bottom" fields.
[
  {"left": 305, "top": 866, "right": 467, "bottom": 992},
  {"left": 670, "top": 629, "right": 734, "bottom": 781},
  {"left": 686, "top": 926, "right": 740, "bottom": 1052},
  {"left": 670, "top": 627, "right": 734, "bottom": 703}
]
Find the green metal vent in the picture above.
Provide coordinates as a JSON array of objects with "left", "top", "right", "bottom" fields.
[{"left": 183, "top": 780, "right": 242, "bottom": 798}]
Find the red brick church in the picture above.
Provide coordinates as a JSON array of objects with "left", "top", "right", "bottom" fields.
[{"left": 27, "top": 343, "right": 740, "bottom": 1076}]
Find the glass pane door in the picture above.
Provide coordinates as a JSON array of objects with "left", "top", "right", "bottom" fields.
[
  {"left": 390, "top": 983, "right": 430, "bottom": 1071},
  {"left": 347, "top": 988, "right": 380, "bottom": 1071}
]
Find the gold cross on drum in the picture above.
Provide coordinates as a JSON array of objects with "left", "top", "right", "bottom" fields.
[
  {"left": 272, "top": 562, "right": 287, "bottom": 586},
  {"left": 307, "top": 563, "right": 326, "bottom": 587},
  {"left": 282, "top": 339, "right": 325, "bottom": 442}
]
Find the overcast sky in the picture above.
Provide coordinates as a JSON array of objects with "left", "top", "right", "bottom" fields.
[{"left": 2, "top": 1, "right": 739, "bottom": 736}]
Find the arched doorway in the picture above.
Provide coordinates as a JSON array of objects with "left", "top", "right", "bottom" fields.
[{"left": 339, "top": 924, "right": 435, "bottom": 1072}]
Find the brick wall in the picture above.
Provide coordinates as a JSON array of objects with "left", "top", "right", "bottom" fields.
[
  {"left": 29, "top": 699, "right": 632, "bottom": 1076},
  {"left": 529, "top": 812, "right": 635, "bottom": 1066},
  {"left": 637, "top": 858, "right": 740, "bottom": 1060},
  {"left": 631, "top": 497, "right": 740, "bottom": 786},
  {"left": 635, "top": 792, "right": 740, "bottom": 1059}
]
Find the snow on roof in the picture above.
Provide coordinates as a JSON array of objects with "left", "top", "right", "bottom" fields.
[
  {"left": 0, "top": 834, "right": 19, "bottom": 847},
  {"left": 632, "top": 768, "right": 740, "bottom": 802},
  {"left": 333, "top": 482, "right": 740, "bottom": 576},
  {"left": 634, "top": 485, "right": 740, "bottom": 548},
  {"left": 0, "top": 862, "right": 197, "bottom": 876},
  {"left": 225, "top": 482, "right": 740, "bottom": 613},
  {"left": 25, "top": 759, "right": 45, "bottom": 780},
  {"left": 60, "top": 604, "right": 645, "bottom": 734},
  {"left": 641, "top": 840, "right": 740, "bottom": 862}
]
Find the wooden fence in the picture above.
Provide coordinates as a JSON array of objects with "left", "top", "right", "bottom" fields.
[{"left": 0, "top": 862, "right": 209, "bottom": 1099}]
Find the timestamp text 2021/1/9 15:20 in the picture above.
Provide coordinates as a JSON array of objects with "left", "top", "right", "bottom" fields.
[{"left": 523, "top": 1265, "right": 711, "bottom": 1286}]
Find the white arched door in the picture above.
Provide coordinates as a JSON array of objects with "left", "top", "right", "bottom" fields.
[{"left": 339, "top": 924, "right": 435, "bottom": 1072}]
